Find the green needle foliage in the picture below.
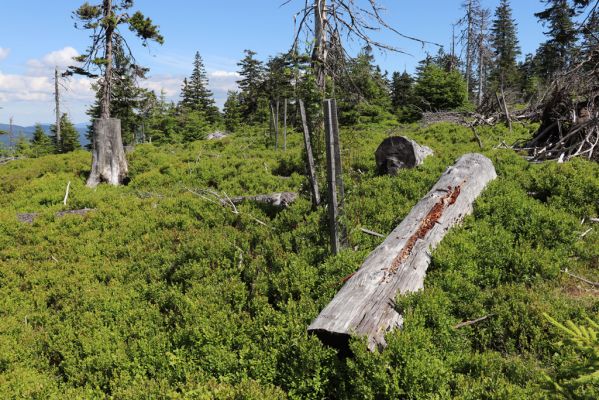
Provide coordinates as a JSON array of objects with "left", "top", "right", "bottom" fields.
[{"left": 543, "top": 314, "right": 599, "bottom": 399}]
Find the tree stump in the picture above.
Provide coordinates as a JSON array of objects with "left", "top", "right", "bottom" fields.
[
  {"left": 308, "top": 153, "right": 497, "bottom": 351},
  {"left": 375, "top": 136, "right": 433, "bottom": 175},
  {"left": 87, "top": 118, "right": 128, "bottom": 187}
]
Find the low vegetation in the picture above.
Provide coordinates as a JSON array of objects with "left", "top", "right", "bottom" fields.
[{"left": 0, "top": 121, "right": 597, "bottom": 398}]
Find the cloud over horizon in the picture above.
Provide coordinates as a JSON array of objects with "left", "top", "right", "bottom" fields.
[{"left": 0, "top": 47, "right": 239, "bottom": 126}]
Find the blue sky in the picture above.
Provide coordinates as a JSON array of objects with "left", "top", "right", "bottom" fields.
[{"left": 0, "top": 0, "right": 550, "bottom": 126}]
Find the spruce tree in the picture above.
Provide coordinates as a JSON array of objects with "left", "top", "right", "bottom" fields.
[
  {"left": 223, "top": 91, "right": 242, "bottom": 132},
  {"left": 237, "top": 50, "right": 266, "bottom": 123},
  {"left": 51, "top": 114, "right": 81, "bottom": 153},
  {"left": 180, "top": 51, "right": 219, "bottom": 123},
  {"left": 490, "top": 0, "right": 521, "bottom": 89},
  {"left": 390, "top": 71, "right": 414, "bottom": 109},
  {"left": 30, "top": 124, "right": 55, "bottom": 157},
  {"left": 535, "top": 0, "right": 578, "bottom": 77},
  {"left": 69, "top": 0, "right": 163, "bottom": 187},
  {"left": 86, "top": 37, "right": 150, "bottom": 146}
]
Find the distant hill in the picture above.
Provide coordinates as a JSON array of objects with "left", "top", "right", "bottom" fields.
[{"left": 0, "top": 123, "right": 89, "bottom": 148}]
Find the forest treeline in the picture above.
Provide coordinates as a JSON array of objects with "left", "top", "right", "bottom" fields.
[{"left": 4, "top": 0, "right": 597, "bottom": 159}]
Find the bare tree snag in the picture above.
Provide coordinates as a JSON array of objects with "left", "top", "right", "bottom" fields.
[
  {"left": 324, "top": 99, "right": 345, "bottom": 254},
  {"left": 308, "top": 153, "right": 497, "bottom": 351},
  {"left": 87, "top": 118, "right": 128, "bottom": 187},
  {"left": 54, "top": 67, "right": 61, "bottom": 144},
  {"left": 375, "top": 136, "right": 433, "bottom": 175},
  {"left": 299, "top": 100, "right": 321, "bottom": 208},
  {"left": 283, "top": 99, "right": 288, "bottom": 151}
]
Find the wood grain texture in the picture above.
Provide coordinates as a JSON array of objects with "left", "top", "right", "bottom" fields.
[{"left": 308, "top": 153, "right": 497, "bottom": 351}]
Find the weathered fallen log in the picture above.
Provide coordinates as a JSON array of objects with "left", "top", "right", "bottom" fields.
[
  {"left": 375, "top": 136, "right": 433, "bottom": 175},
  {"left": 308, "top": 153, "right": 497, "bottom": 351},
  {"left": 225, "top": 192, "right": 298, "bottom": 208},
  {"left": 17, "top": 208, "right": 95, "bottom": 224}
]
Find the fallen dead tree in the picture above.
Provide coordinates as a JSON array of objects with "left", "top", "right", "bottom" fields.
[
  {"left": 226, "top": 192, "right": 298, "bottom": 208},
  {"left": 0, "top": 157, "right": 21, "bottom": 165},
  {"left": 17, "top": 208, "right": 95, "bottom": 224},
  {"left": 375, "top": 136, "right": 433, "bottom": 175},
  {"left": 308, "top": 153, "right": 497, "bottom": 351},
  {"left": 516, "top": 77, "right": 599, "bottom": 162}
]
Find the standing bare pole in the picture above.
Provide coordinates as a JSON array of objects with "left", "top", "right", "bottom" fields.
[
  {"left": 54, "top": 67, "right": 62, "bottom": 145},
  {"left": 8, "top": 116, "right": 14, "bottom": 151},
  {"left": 275, "top": 99, "right": 280, "bottom": 150},
  {"left": 101, "top": 0, "right": 114, "bottom": 119},
  {"left": 283, "top": 99, "right": 288, "bottom": 151},
  {"left": 313, "top": 0, "right": 328, "bottom": 92},
  {"left": 324, "top": 99, "right": 343, "bottom": 254},
  {"left": 299, "top": 100, "right": 321, "bottom": 208},
  {"left": 477, "top": 8, "right": 490, "bottom": 106}
]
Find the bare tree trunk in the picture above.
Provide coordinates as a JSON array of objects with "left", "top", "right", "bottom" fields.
[
  {"left": 54, "top": 67, "right": 61, "bottom": 144},
  {"left": 313, "top": 0, "right": 328, "bottom": 93},
  {"left": 8, "top": 116, "right": 13, "bottom": 151},
  {"left": 308, "top": 153, "right": 497, "bottom": 351},
  {"left": 101, "top": 0, "right": 113, "bottom": 119},
  {"left": 275, "top": 99, "right": 280, "bottom": 150},
  {"left": 299, "top": 100, "right": 321, "bottom": 208},
  {"left": 465, "top": 0, "right": 474, "bottom": 96},
  {"left": 477, "top": 13, "right": 484, "bottom": 106},
  {"left": 324, "top": 99, "right": 341, "bottom": 255},
  {"left": 283, "top": 99, "right": 288, "bottom": 151}
]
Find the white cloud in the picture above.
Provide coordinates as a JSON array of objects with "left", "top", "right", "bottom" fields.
[
  {"left": 26, "top": 46, "right": 80, "bottom": 76},
  {"left": 0, "top": 47, "right": 94, "bottom": 125},
  {"left": 0, "top": 48, "right": 10, "bottom": 61}
]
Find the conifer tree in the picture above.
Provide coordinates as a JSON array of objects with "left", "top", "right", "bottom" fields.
[
  {"left": 180, "top": 51, "right": 219, "bottom": 124},
  {"left": 223, "top": 91, "right": 242, "bottom": 132},
  {"left": 390, "top": 71, "right": 414, "bottom": 109},
  {"left": 237, "top": 50, "right": 266, "bottom": 123},
  {"left": 30, "top": 124, "right": 55, "bottom": 157},
  {"left": 490, "top": 0, "right": 521, "bottom": 89},
  {"left": 86, "top": 37, "right": 150, "bottom": 147},
  {"left": 51, "top": 114, "right": 81, "bottom": 153},
  {"left": 69, "top": 0, "right": 163, "bottom": 187},
  {"left": 535, "top": 0, "right": 578, "bottom": 77}
]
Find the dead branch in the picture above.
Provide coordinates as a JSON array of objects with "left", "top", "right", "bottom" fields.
[
  {"left": 454, "top": 314, "right": 495, "bottom": 329},
  {"left": 360, "top": 227, "right": 385, "bottom": 238},
  {"left": 562, "top": 269, "right": 599, "bottom": 288}
]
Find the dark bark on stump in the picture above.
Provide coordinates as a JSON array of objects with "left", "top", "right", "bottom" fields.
[{"left": 375, "top": 136, "right": 433, "bottom": 175}]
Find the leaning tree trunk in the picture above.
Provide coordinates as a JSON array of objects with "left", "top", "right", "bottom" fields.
[
  {"left": 87, "top": 118, "right": 128, "bottom": 187},
  {"left": 308, "top": 153, "right": 497, "bottom": 351}
]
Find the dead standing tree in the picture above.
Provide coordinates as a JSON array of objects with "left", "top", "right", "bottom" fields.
[
  {"left": 285, "top": 0, "right": 437, "bottom": 246},
  {"left": 67, "top": 0, "right": 163, "bottom": 187},
  {"left": 286, "top": 0, "right": 436, "bottom": 93}
]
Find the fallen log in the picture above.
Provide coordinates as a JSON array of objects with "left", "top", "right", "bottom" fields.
[
  {"left": 17, "top": 208, "right": 95, "bottom": 224},
  {"left": 225, "top": 192, "right": 298, "bottom": 208},
  {"left": 308, "top": 153, "right": 497, "bottom": 351},
  {"left": 375, "top": 136, "right": 433, "bottom": 175}
]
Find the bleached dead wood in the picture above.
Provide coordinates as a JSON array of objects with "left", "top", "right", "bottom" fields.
[
  {"left": 226, "top": 192, "right": 298, "bottom": 208},
  {"left": 17, "top": 208, "right": 95, "bottom": 224},
  {"left": 308, "top": 153, "right": 497, "bottom": 351},
  {"left": 375, "top": 136, "right": 433, "bottom": 175}
]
